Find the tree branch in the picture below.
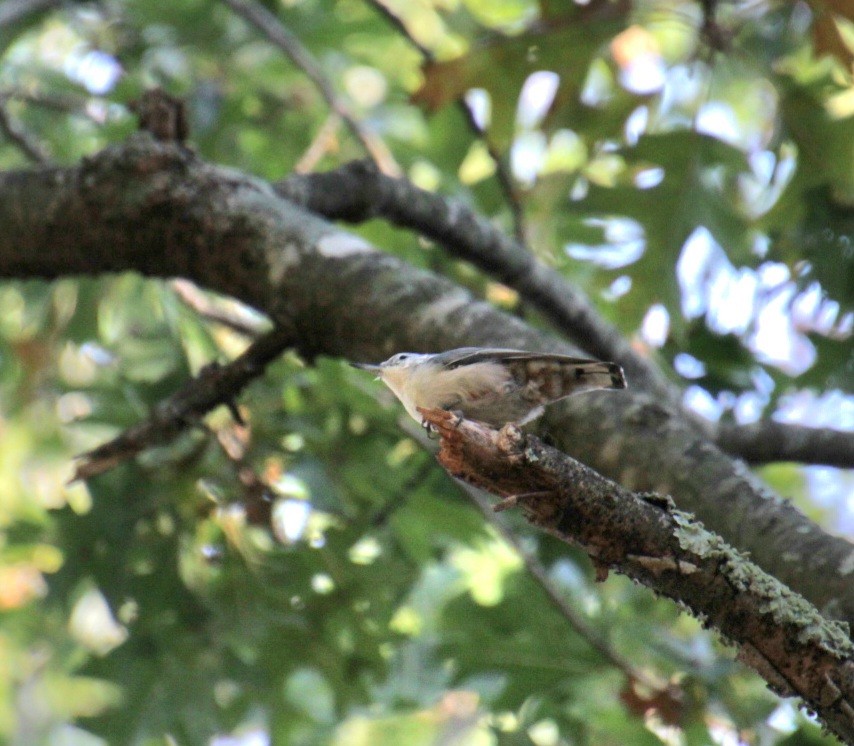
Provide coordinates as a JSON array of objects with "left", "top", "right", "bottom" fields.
[
  {"left": 0, "top": 134, "right": 850, "bottom": 632},
  {"left": 0, "top": 0, "right": 60, "bottom": 30},
  {"left": 398, "top": 416, "right": 670, "bottom": 698},
  {"left": 0, "top": 87, "right": 90, "bottom": 115},
  {"left": 72, "top": 324, "right": 296, "bottom": 481},
  {"left": 276, "top": 161, "right": 675, "bottom": 401},
  {"left": 170, "top": 279, "right": 269, "bottom": 337},
  {"left": 293, "top": 113, "right": 343, "bottom": 174},
  {"left": 461, "top": 482, "right": 669, "bottom": 694},
  {"left": 421, "top": 408, "right": 854, "bottom": 743},
  {"left": 0, "top": 95, "right": 50, "bottom": 163},
  {"left": 717, "top": 420, "right": 854, "bottom": 469},
  {"left": 221, "top": 0, "right": 400, "bottom": 176},
  {"left": 364, "top": 0, "right": 431, "bottom": 58}
]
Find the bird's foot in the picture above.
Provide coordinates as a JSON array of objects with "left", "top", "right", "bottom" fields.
[
  {"left": 421, "top": 417, "right": 439, "bottom": 439},
  {"left": 419, "top": 408, "right": 464, "bottom": 437},
  {"left": 448, "top": 409, "right": 464, "bottom": 428}
]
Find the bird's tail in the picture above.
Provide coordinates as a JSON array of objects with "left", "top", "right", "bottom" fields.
[{"left": 508, "top": 357, "right": 627, "bottom": 402}]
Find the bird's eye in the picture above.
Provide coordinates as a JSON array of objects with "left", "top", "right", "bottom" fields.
[{"left": 383, "top": 352, "right": 417, "bottom": 367}]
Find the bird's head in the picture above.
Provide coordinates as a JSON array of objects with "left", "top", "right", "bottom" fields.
[{"left": 350, "top": 352, "right": 430, "bottom": 379}]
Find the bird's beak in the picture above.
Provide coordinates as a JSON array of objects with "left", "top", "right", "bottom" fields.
[{"left": 350, "top": 362, "right": 381, "bottom": 373}]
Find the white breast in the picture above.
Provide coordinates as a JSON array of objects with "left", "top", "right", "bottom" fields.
[{"left": 381, "top": 361, "right": 511, "bottom": 422}]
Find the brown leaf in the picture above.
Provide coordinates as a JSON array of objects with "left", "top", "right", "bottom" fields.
[
  {"left": 620, "top": 678, "right": 685, "bottom": 726},
  {"left": 806, "top": 0, "right": 854, "bottom": 72}
]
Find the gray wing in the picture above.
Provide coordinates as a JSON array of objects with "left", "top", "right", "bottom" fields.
[
  {"left": 440, "top": 347, "right": 612, "bottom": 369},
  {"left": 439, "top": 347, "right": 627, "bottom": 392},
  {"left": 433, "top": 347, "right": 525, "bottom": 368}
]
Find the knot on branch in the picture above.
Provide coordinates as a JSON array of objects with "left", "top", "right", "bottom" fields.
[
  {"left": 497, "top": 421, "right": 527, "bottom": 456},
  {"left": 129, "top": 87, "right": 189, "bottom": 143},
  {"left": 80, "top": 132, "right": 195, "bottom": 201}
]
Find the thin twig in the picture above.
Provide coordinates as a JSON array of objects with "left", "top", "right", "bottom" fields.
[
  {"left": 0, "top": 0, "right": 61, "bottom": 30},
  {"left": 365, "top": 0, "right": 527, "bottom": 243},
  {"left": 294, "top": 113, "right": 341, "bottom": 174},
  {"left": 365, "top": 0, "right": 431, "bottom": 58},
  {"left": 72, "top": 324, "right": 295, "bottom": 482},
  {"left": 211, "top": 423, "right": 276, "bottom": 527},
  {"left": 369, "top": 455, "right": 436, "bottom": 528},
  {"left": 0, "top": 88, "right": 87, "bottom": 114},
  {"left": 0, "top": 96, "right": 50, "bottom": 163},
  {"left": 171, "top": 279, "right": 270, "bottom": 337},
  {"left": 222, "top": 0, "right": 400, "bottom": 176},
  {"left": 460, "top": 104, "right": 528, "bottom": 245}
]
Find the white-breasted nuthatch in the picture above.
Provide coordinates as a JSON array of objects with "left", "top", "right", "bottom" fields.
[{"left": 352, "top": 347, "right": 626, "bottom": 427}]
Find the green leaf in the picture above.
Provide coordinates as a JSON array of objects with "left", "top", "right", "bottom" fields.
[{"left": 413, "top": 15, "right": 627, "bottom": 149}]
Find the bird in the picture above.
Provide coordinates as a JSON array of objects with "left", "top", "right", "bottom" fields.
[{"left": 352, "top": 347, "right": 626, "bottom": 427}]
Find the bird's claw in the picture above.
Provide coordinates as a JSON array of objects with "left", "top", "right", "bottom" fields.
[
  {"left": 421, "top": 418, "right": 439, "bottom": 439},
  {"left": 420, "top": 409, "right": 464, "bottom": 438}
]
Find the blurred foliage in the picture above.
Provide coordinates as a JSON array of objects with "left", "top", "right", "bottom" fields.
[{"left": 0, "top": 0, "right": 851, "bottom": 744}]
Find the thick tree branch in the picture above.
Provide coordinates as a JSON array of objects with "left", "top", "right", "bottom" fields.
[
  {"left": 717, "top": 420, "right": 854, "bottom": 469},
  {"left": 0, "top": 135, "right": 851, "bottom": 632},
  {"left": 421, "top": 408, "right": 854, "bottom": 743},
  {"left": 222, "top": 0, "right": 400, "bottom": 176}
]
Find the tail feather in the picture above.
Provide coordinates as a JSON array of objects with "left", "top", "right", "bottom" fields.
[
  {"left": 508, "top": 358, "right": 626, "bottom": 404},
  {"left": 577, "top": 361, "right": 627, "bottom": 391},
  {"left": 558, "top": 361, "right": 626, "bottom": 397}
]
